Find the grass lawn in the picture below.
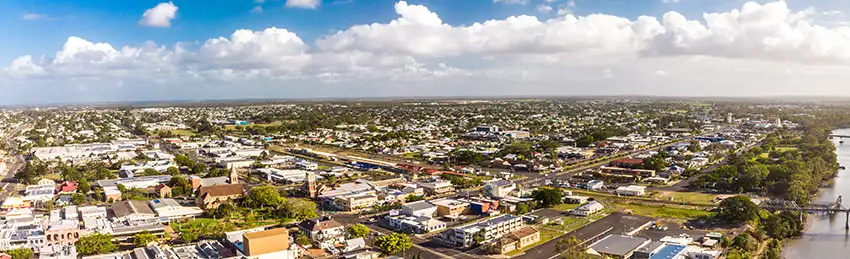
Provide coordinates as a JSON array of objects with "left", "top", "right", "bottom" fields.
[
  {"left": 649, "top": 191, "right": 719, "bottom": 204},
  {"left": 169, "top": 129, "right": 197, "bottom": 136},
  {"left": 504, "top": 227, "right": 564, "bottom": 256},
  {"left": 609, "top": 202, "right": 714, "bottom": 220}
]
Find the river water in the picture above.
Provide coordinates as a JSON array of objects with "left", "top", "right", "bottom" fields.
[{"left": 783, "top": 128, "right": 850, "bottom": 258}]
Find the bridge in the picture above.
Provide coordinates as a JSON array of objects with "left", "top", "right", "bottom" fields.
[
  {"left": 829, "top": 134, "right": 850, "bottom": 139},
  {"left": 760, "top": 196, "right": 850, "bottom": 229}
]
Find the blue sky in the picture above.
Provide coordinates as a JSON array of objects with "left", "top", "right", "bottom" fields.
[{"left": 2, "top": 0, "right": 850, "bottom": 105}]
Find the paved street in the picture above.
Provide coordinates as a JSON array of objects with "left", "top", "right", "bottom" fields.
[{"left": 513, "top": 212, "right": 654, "bottom": 259}]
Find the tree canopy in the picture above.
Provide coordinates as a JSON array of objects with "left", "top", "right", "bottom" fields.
[
  {"left": 347, "top": 224, "right": 371, "bottom": 239},
  {"left": 717, "top": 195, "right": 758, "bottom": 223},
  {"left": 76, "top": 233, "right": 118, "bottom": 256},
  {"left": 374, "top": 233, "right": 413, "bottom": 255}
]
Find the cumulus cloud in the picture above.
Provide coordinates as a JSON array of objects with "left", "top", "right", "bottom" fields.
[
  {"left": 6, "top": 0, "right": 850, "bottom": 104},
  {"left": 139, "top": 2, "right": 178, "bottom": 27},
  {"left": 285, "top": 0, "right": 321, "bottom": 9}
]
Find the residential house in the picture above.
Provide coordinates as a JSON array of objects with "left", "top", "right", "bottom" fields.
[
  {"left": 490, "top": 227, "right": 540, "bottom": 254},
  {"left": 56, "top": 181, "right": 77, "bottom": 194},
  {"left": 298, "top": 217, "right": 345, "bottom": 244}
]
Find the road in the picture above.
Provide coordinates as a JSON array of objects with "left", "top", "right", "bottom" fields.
[{"left": 1, "top": 125, "right": 27, "bottom": 199}]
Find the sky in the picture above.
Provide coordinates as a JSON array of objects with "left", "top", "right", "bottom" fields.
[{"left": 3, "top": 0, "right": 850, "bottom": 105}]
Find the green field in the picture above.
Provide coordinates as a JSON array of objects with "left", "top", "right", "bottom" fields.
[
  {"left": 609, "top": 202, "right": 714, "bottom": 220},
  {"left": 649, "top": 191, "right": 720, "bottom": 204},
  {"left": 168, "top": 129, "right": 197, "bottom": 136},
  {"left": 552, "top": 203, "right": 580, "bottom": 212},
  {"left": 224, "top": 121, "right": 284, "bottom": 130}
]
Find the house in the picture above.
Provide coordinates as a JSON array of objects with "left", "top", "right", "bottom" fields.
[
  {"left": 587, "top": 235, "right": 651, "bottom": 259},
  {"left": 484, "top": 180, "right": 516, "bottom": 198},
  {"left": 401, "top": 201, "right": 437, "bottom": 218},
  {"left": 343, "top": 238, "right": 366, "bottom": 253},
  {"left": 298, "top": 217, "right": 345, "bottom": 244},
  {"left": 564, "top": 195, "right": 589, "bottom": 204},
  {"left": 196, "top": 184, "right": 245, "bottom": 209},
  {"left": 56, "top": 181, "right": 77, "bottom": 194},
  {"left": 110, "top": 200, "right": 157, "bottom": 222},
  {"left": 573, "top": 201, "right": 604, "bottom": 216},
  {"left": 490, "top": 226, "right": 540, "bottom": 254},
  {"left": 615, "top": 185, "right": 647, "bottom": 196}
]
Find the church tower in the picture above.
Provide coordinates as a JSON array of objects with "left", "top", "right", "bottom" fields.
[
  {"left": 305, "top": 172, "right": 318, "bottom": 198},
  {"left": 229, "top": 167, "right": 239, "bottom": 184}
]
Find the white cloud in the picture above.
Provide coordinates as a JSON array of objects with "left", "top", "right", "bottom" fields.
[
  {"left": 21, "top": 13, "right": 48, "bottom": 20},
  {"left": 285, "top": 0, "right": 321, "bottom": 9},
  {"left": 662, "top": 0, "right": 680, "bottom": 3},
  {"left": 8, "top": 1, "right": 850, "bottom": 104},
  {"left": 537, "top": 5, "right": 553, "bottom": 13},
  {"left": 251, "top": 6, "right": 264, "bottom": 14},
  {"left": 494, "top": 0, "right": 530, "bottom": 5},
  {"left": 139, "top": 2, "right": 178, "bottom": 27}
]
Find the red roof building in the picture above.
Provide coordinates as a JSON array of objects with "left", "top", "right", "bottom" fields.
[
  {"left": 56, "top": 181, "right": 77, "bottom": 194},
  {"left": 609, "top": 158, "right": 645, "bottom": 169}
]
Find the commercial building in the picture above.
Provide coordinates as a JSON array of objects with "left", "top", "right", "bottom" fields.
[
  {"left": 484, "top": 180, "right": 516, "bottom": 198},
  {"left": 431, "top": 199, "right": 470, "bottom": 217},
  {"left": 243, "top": 228, "right": 298, "bottom": 259},
  {"left": 149, "top": 199, "right": 203, "bottom": 221},
  {"left": 445, "top": 214, "right": 523, "bottom": 247},
  {"left": 615, "top": 185, "right": 648, "bottom": 196},
  {"left": 419, "top": 180, "right": 454, "bottom": 195},
  {"left": 334, "top": 193, "right": 378, "bottom": 212},
  {"left": 385, "top": 214, "right": 447, "bottom": 234},
  {"left": 400, "top": 201, "right": 437, "bottom": 218},
  {"left": 110, "top": 200, "right": 156, "bottom": 222},
  {"left": 23, "top": 184, "right": 55, "bottom": 202},
  {"left": 587, "top": 235, "right": 651, "bottom": 259}
]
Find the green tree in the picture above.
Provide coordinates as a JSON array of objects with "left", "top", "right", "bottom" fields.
[
  {"left": 556, "top": 236, "right": 594, "bottom": 259},
  {"left": 764, "top": 239, "right": 782, "bottom": 259},
  {"left": 168, "top": 175, "right": 191, "bottom": 196},
  {"left": 5, "top": 248, "right": 34, "bottom": 259},
  {"left": 76, "top": 233, "right": 118, "bottom": 256},
  {"left": 133, "top": 231, "right": 158, "bottom": 247},
  {"left": 374, "top": 233, "right": 412, "bottom": 255},
  {"left": 166, "top": 166, "right": 180, "bottom": 176},
  {"left": 78, "top": 179, "right": 91, "bottom": 194},
  {"left": 179, "top": 232, "right": 199, "bottom": 243},
  {"left": 514, "top": 203, "right": 530, "bottom": 215},
  {"left": 347, "top": 224, "right": 371, "bottom": 238},
  {"left": 72, "top": 193, "right": 87, "bottom": 205},
  {"left": 295, "top": 233, "right": 312, "bottom": 246},
  {"left": 142, "top": 168, "right": 160, "bottom": 176},
  {"left": 244, "top": 185, "right": 285, "bottom": 208},
  {"left": 532, "top": 188, "right": 563, "bottom": 208},
  {"left": 405, "top": 194, "right": 424, "bottom": 203},
  {"left": 280, "top": 198, "right": 318, "bottom": 220},
  {"left": 717, "top": 195, "right": 758, "bottom": 223},
  {"left": 731, "top": 233, "right": 757, "bottom": 251}
]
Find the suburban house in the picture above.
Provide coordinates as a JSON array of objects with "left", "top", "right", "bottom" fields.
[
  {"left": 196, "top": 184, "right": 245, "bottom": 209},
  {"left": 298, "top": 217, "right": 345, "bottom": 244},
  {"left": 573, "top": 201, "right": 604, "bottom": 216}
]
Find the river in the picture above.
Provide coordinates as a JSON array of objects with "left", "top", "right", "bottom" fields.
[{"left": 783, "top": 128, "right": 850, "bottom": 258}]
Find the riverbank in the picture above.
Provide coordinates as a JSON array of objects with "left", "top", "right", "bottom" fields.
[{"left": 782, "top": 128, "right": 850, "bottom": 258}]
